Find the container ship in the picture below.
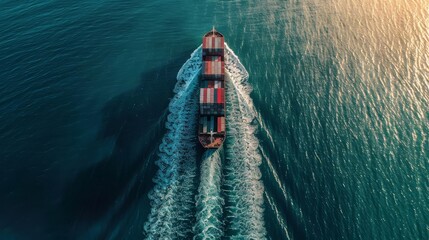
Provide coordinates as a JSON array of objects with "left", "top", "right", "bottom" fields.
[{"left": 198, "top": 28, "right": 225, "bottom": 148}]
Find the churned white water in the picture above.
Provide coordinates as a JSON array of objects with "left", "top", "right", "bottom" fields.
[
  {"left": 144, "top": 44, "right": 267, "bottom": 239},
  {"left": 222, "top": 44, "right": 267, "bottom": 239},
  {"left": 193, "top": 149, "right": 224, "bottom": 240},
  {"left": 144, "top": 47, "right": 201, "bottom": 239}
]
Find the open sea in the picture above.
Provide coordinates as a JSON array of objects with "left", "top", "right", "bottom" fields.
[{"left": 0, "top": 0, "right": 428, "bottom": 239}]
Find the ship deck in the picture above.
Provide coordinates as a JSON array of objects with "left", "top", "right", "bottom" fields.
[{"left": 198, "top": 134, "right": 225, "bottom": 148}]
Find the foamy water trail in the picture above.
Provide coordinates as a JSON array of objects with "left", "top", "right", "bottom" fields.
[
  {"left": 193, "top": 149, "right": 224, "bottom": 240},
  {"left": 144, "top": 47, "right": 201, "bottom": 239},
  {"left": 144, "top": 44, "right": 265, "bottom": 239},
  {"left": 223, "top": 44, "right": 267, "bottom": 239}
]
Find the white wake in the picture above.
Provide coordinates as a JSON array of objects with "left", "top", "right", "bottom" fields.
[
  {"left": 222, "top": 43, "right": 267, "bottom": 239},
  {"left": 144, "top": 44, "right": 266, "bottom": 239},
  {"left": 193, "top": 149, "right": 224, "bottom": 240},
  {"left": 144, "top": 47, "right": 201, "bottom": 239}
]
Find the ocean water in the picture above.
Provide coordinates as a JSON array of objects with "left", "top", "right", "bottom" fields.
[{"left": 0, "top": 0, "right": 428, "bottom": 239}]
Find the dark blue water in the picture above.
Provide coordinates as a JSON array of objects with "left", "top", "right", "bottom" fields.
[{"left": 0, "top": 0, "right": 428, "bottom": 239}]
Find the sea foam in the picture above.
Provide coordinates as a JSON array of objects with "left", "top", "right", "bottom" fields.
[
  {"left": 144, "top": 44, "right": 266, "bottom": 239},
  {"left": 193, "top": 149, "right": 224, "bottom": 240},
  {"left": 222, "top": 43, "right": 267, "bottom": 239},
  {"left": 144, "top": 47, "right": 201, "bottom": 239}
]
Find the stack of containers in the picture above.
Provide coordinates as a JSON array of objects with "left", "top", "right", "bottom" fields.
[
  {"left": 199, "top": 31, "right": 225, "bottom": 134},
  {"left": 199, "top": 88, "right": 225, "bottom": 115},
  {"left": 202, "top": 34, "right": 224, "bottom": 56},
  {"left": 202, "top": 56, "right": 225, "bottom": 80}
]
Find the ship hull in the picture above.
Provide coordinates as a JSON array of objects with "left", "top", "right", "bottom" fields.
[{"left": 198, "top": 29, "right": 226, "bottom": 149}]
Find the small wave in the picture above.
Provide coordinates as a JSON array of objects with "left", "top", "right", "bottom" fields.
[
  {"left": 144, "top": 46, "right": 202, "bottom": 239},
  {"left": 265, "top": 191, "right": 291, "bottom": 240}
]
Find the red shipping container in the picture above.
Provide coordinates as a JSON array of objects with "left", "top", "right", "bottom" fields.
[
  {"left": 216, "top": 88, "right": 220, "bottom": 103},
  {"left": 217, "top": 117, "right": 221, "bottom": 132},
  {"left": 217, "top": 88, "right": 220, "bottom": 103},
  {"left": 203, "top": 37, "right": 210, "bottom": 49},
  {"left": 208, "top": 60, "right": 211, "bottom": 74}
]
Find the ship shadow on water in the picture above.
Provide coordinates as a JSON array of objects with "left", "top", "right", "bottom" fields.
[{"left": 57, "top": 51, "right": 196, "bottom": 239}]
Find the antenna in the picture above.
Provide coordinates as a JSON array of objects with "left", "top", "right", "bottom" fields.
[{"left": 210, "top": 129, "right": 214, "bottom": 143}]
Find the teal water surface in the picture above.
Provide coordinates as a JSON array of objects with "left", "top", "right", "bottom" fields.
[{"left": 0, "top": 0, "right": 428, "bottom": 239}]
